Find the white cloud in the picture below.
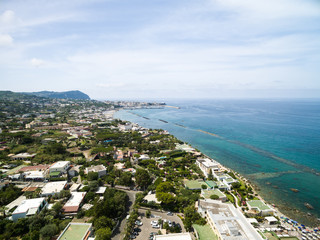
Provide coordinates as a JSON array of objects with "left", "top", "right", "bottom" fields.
[
  {"left": 30, "top": 58, "right": 45, "bottom": 67},
  {"left": 0, "top": 34, "right": 13, "bottom": 46},
  {"left": 0, "top": 10, "right": 15, "bottom": 24},
  {"left": 0, "top": 0, "right": 319, "bottom": 99}
]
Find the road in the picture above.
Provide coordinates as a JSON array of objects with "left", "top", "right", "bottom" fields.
[
  {"left": 112, "top": 190, "right": 139, "bottom": 240},
  {"left": 230, "top": 192, "right": 240, "bottom": 208}
]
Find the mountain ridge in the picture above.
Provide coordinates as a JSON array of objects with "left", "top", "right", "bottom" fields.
[{"left": 22, "top": 90, "right": 90, "bottom": 100}]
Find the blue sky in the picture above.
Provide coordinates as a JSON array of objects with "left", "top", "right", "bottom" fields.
[{"left": 1, "top": 0, "right": 320, "bottom": 100}]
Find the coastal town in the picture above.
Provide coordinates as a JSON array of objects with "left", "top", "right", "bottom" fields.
[{"left": 0, "top": 91, "right": 319, "bottom": 240}]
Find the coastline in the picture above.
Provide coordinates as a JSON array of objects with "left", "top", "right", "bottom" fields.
[{"left": 113, "top": 108, "right": 320, "bottom": 231}]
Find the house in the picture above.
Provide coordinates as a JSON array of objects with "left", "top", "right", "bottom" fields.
[
  {"left": 138, "top": 154, "right": 150, "bottom": 161},
  {"left": 24, "top": 171, "right": 45, "bottom": 181},
  {"left": 118, "top": 124, "right": 133, "bottom": 132},
  {"left": 85, "top": 165, "right": 106, "bottom": 178},
  {"left": 247, "top": 200, "right": 275, "bottom": 216},
  {"left": 49, "top": 161, "right": 70, "bottom": 176},
  {"left": 123, "top": 168, "right": 136, "bottom": 175},
  {"left": 196, "top": 158, "right": 219, "bottom": 177},
  {"left": 113, "top": 150, "right": 124, "bottom": 161},
  {"left": 10, "top": 153, "right": 36, "bottom": 160},
  {"left": 265, "top": 216, "right": 278, "bottom": 225},
  {"left": 57, "top": 223, "right": 93, "bottom": 240},
  {"left": 202, "top": 189, "right": 227, "bottom": 202},
  {"left": 175, "top": 143, "right": 195, "bottom": 153},
  {"left": 41, "top": 181, "right": 67, "bottom": 197},
  {"left": 114, "top": 162, "right": 125, "bottom": 170},
  {"left": 12, "top": 198, "right": 47, "bottom": 221},
  {"left": 63, "top": 192, "right": 86, "bottom": 215},
  {"left": 96, "top": 187, "right": 106, "bottom": 195}
]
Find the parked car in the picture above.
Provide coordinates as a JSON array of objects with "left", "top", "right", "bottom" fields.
[
  {"left": 167, "top": 211, "right": 173, "bottom": 216},
  {"left": 135, "top": 220, "right": 142, "bottom": 226},
  {"left": 151, "top": 220, "right": 158, "bottom": 225},
  {"left": 152, "top": 224, "right": 160, "bottom": 229}
]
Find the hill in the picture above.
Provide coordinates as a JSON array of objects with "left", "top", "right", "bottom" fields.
[{"left": 22, "top": 90, "right": 90, "bottom": 100}]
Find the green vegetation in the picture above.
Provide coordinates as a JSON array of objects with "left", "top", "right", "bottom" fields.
[
  {"left": 193, "top": 224, "right": 218, "bottom": 240},
  {"left": 0, "top": 92, "right": 274, "bottom": 239},
  {"left": 0, "top": 185, "right": 22, "bottom": 206}
]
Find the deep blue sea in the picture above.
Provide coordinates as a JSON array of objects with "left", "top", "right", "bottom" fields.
[{"left": 114, "top": 99, "right": 320, "bottom": 226}]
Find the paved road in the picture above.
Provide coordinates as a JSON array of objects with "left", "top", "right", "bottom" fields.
[
  {"left": 112, "top": 190, "right": 139, "bottom": 240},
  {"left": 231, "top": 192, "right": 240, "bottom": 208}
]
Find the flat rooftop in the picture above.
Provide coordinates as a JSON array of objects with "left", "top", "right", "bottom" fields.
[
  {"left": 13, "top": 197, "right": 45, "bottom": 214},
  {"left": 202, "top": 189, "right": 225, "bottom": 199},
  {"left": 199, "top": 158, "right": 219, "bottom": 168},
  {"left": 19, "top": 164, "right": 49, "bottom": 172},
  {"left": 86, "top": 165, "right": 106, "bottom": 172},
  {"left": 205, "top": 180, "right": 218, "bottom": 188},
  {"left": 41, "top": 181, "right": 67, "bottom": 195},
  {"left": 58, "top": 223, "right": 92, "bottom": 240},
  {"left": 64, "top": 192, "right": 86, "bottom": 208},
  {"left": 155, "top": 233, "right": 192, "bottom": 240},
  {"left": 6, "top": 195, "right": 26, "bottom": 212},
  {"left": 96, "top": 187, "right": 106, "bottom": 194},
  {"left": 193, "top": 224, "right": 218, "bottom": 240},
  {"left": 184, "top": 179, "right": 206, "bottom": 189},
  {"left": 199, "top": 199, "right": 263, "bottom": 240},
  {"left": 247, "top": 200, "right": 271, "bottom": 211},
  {"left": 50, "top": 161, "right": 70, "bottom": 169}
]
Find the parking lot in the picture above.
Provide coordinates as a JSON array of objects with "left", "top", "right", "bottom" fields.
[{"left": 134, "top": 208, "right": 186, "bottom": 240}]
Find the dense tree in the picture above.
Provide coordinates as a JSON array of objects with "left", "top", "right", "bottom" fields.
[
  {"left": 135, "top": 169, "right": 152, "bottom": 190},
  {"left": 44, "top": 142, "right": 66, "bottom": 155},
  {"left": 210, "top": 194, "right": 219, "bottom": 200},
  {"left": 95, "top": 227, "right": 112, "bottom": 240},
  {"left": 40, "top": 224, "right": 59, "bottom": 240},
  {"left": 117, "top": 172, "right": 133, "bottom": 186},
  {"left": 88, "top": 171, "right": 99, "bottom": 181},
  {"left": 0, "top": 185, "right": 22, "bottom": 206}
]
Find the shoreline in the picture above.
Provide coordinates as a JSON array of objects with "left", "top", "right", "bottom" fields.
[{"left": 113, "top": 109, "right": 320, "bottom": 230}]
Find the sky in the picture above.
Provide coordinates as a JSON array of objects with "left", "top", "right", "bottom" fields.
[{"left": 1, "top": 0, "right": 320, "bottom": 100}]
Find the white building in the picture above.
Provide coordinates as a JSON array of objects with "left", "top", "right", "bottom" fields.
[
  {"left": 12, "top": 197, "right": 47, "bottom": 221},
  {"left": 196, "top": 158, "right": 220, "bottom": 177},
  {"left": 63, "top": 192, "right": 86, "bottom": 214},
  {"left": 49, "top": 161, "right": 70, "bottom": 174},
  {"left": 10, "top": 153, "right": 37, "bottom": 160},
  {"left": 24, "top": 171, "right": 45, "bottom": 181},
  {"left": 138, "top": 154, "right": 150, "bottom": 161},
  {"left": 41, "top": 181, "right": 67, "bottom": 196},
  {"left": 154, "top": 233, "right": 192, "bottom": 240},
  {"left": 247, "top": 200, "right": 275, "bottom": 216},
  {"left": 85, "top": 165, "right": 106, "bottom": 178},
  {"left": 198, "top": 199, "right": 263, "bottom": 240}
]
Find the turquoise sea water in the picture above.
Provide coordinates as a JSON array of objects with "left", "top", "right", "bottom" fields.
[{"left": 114, "top": 99, "right": 320, "bottom": 226}]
